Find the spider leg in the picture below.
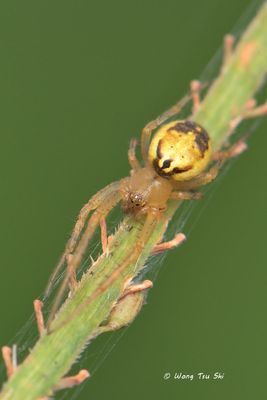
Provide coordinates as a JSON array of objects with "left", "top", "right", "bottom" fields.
[
  {"left": 98, "top": 280, "right": 153, "bottom": 333},
  {"left": 1, "top": 346, "right": 15, "bottom": 378},
  {"left": 74, "top": 211, "right": 158, "bottom": 296},
  {"left": 241, "top": 101, "right": 267, "bottom": 119},
  {"left": 141, "top": 94, "right": 192, "bottom": 162},
  {"left": 230, "top": 99, "right": 267, "bottom": 133},
  {"left": 45, "top": 181, "right": 122, "bottom": 297},
  {"left": 47, "top": 184, "right": 124, "bottom": 328},
  {"left": 54, "top": 370, "right": 90, "bottom": 392},
  {"left": 120, "top": 279, "right": 153, "bottom": 299},
  {"left": 109, "top": 233, "right": 186, "bottom": 314},
  {"left": 99, "top": 233, "right": 186, "bottom": 331},
  {"left": 212, "top": 138, "right": 248, "bottom": 161},
  {"left": 141, "top": 81, "right": 209, "bottom": 161},
  {"left": 222, "top": 34, "right": 235, "bottom": 71},
  {"left": 32, "top": 299, "right": 90, "bottom": 395},
  {"left": 128, "top": 138, "right": 141, "bottom": 170},
  {"left": 100, "top": 217, "right": 108, "bottom": 253},
  {"left": 190, "top": 80, "right": 202, "bottom": 114},
  {"left": 152, "top": 232, "right": 186, "bottom": 254},
  {"left": 87, "top": 211, "right": 158, "bottom": 296},
  {"left": 172, "top": 162, "right": 222, "bottom": 192},
  {"left": 173, "top": 138, "right": 248, "bottom": 193},
  {"left": 170, "top": 191, "right": 203, "bottom": 200},
  {"left": 34, "top": 299, "right": 46, "bottom": 336},
  {"left": 50, "top": 212, "right": 159, "bottom": 333},
  {"left": 67, "top": 188, "right": 123, "bottom": 286}
]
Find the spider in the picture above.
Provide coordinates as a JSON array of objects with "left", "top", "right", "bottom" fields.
[
  {"left": 2, "top": 34, "right": 267, "bottom": 398},
  {"left": 45, "top": 75, "right": 261, "bottom": 328},
  {"left": 44, "top": 32, "right": 267, "bottom": 326}
]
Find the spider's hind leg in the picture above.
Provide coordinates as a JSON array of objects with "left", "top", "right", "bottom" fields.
[
  {"left": 141, "top": 94, "right": 192, "bottom": 161},
  {"left": 140, "top": 80, "right": 208, "bottom": 162}
]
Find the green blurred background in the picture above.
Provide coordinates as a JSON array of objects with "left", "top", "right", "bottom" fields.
[{"left": 0, "top": 0, "right": 266, "bottom": 399}]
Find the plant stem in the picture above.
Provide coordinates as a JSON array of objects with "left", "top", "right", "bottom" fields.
[{"left": 1, "top": 2, "right": 267, "bottom": 399}]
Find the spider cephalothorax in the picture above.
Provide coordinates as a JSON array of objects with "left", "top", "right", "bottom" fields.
[{"left": 120, "top": 166, "right": 172, "bottom": 215}]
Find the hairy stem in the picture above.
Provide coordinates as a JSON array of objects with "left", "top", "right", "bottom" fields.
[{"left": 1, "top": 2, "right": 267, "bottom": 399}]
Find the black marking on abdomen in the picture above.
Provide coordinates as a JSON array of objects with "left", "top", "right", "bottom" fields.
[
  {"left": 162, "top": 159, "right": 172, "bottom": 169},
  {"left": 156, "top": 139, "right": 164, "bottom": 159},
  {"left": 168, "top": 120, "right": 198, "bottom": 134},
  {"left": 153, "top": 159, "right": 192, "bottom": 178},
  {"left": 172, "top": 165, "right": 193, "bottom": 174},
  {"left": 195, "top": 127, "right": 209, "bottom": 155}
]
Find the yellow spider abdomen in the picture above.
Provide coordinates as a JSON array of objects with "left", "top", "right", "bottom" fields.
[{"left": 148, "top": 120, "right": 212, "bottom": 181}]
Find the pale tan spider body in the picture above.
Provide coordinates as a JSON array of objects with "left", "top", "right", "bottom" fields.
[
  {"left": 3, "top": 35, "right": 267, "bottom": 396},
  {"left": 45, "top": 85, "right": 252, "bottom": 327},
  {"left": 121, "top": 118, "right": 212, "bottom": 216},
  {"left": 46, "top": 103, "right": 218, "bottom": 324}
]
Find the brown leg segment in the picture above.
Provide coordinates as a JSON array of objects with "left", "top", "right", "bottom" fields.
[
  {"left": 34, "top": 299, "right": 46, "bottom": 336},
  {"left": 230, "top": 99, "right": 267, "bottom": 132},
  {"left": 170, "top": 191, "right": 203, "bottom": 200},
  {"left": 173, "top": 138, "right": 249, "bottom": 193},
  {"left": 242, "top": 101, "right": 267, "bottom": 119},
  {"left": 45, "top": 180, "right": 123, "bottom": 297},
  {"left": 54, "top": 369, "right": 90, "bottom": 392},
  {"left": 190, "top": 80, "right": 201, "bottom": 114},
  {"left": 141, "top": 94, "right": 192, "bottom": 161},
  {"left": 50, "top": 212, "right": 160, "bottom": 333},
  {"left": 32, "top": 300, "right": 90, "bottom": 395},
  {"left": 222, "top": 34, "right": 235, "bottom": 70},
  {"left": 212, "top": 139, "right": 248, "bottom": 161},
  {"left": 120, "top": 279, "right": 153, "bottom": 299},
  {"left": 141, "top": 81, "right": 208, "bottom": 161},
  {"left": 152, "top": 232, "right": 186, "bottom": 254},
  {"left": 100, "top": 217, "right": 108, "bottom": 253},
  {"left": 47, "top": 185, "right": 123, "bottom": 329},
  {"left": 2, "top": 346, "right": 14, "bottom": 378},
  {"left": 65, "top": 188, "right": 122, "bottom": 286},
  {"left": 128, "top": 138, "right": 141, "bottom": 170}
]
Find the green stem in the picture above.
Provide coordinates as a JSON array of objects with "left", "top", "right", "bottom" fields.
[{"left": 1, "top": 2, "right": 267, "bottom": 399}]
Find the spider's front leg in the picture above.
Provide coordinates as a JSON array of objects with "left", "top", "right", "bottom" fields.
[
  {"left": 45, "top": 180, "right": 123, "bottom": 297},
  {"left": 47, "top": 180, "right": 126, "bottom": 328}
]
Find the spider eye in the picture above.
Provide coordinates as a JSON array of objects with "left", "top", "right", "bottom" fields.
[
  {"left": 148, "top": 119, "right": 212, "bottom": 181},
  {"left": 130, "top": 193, "right": 145, "bottom": 207}
]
